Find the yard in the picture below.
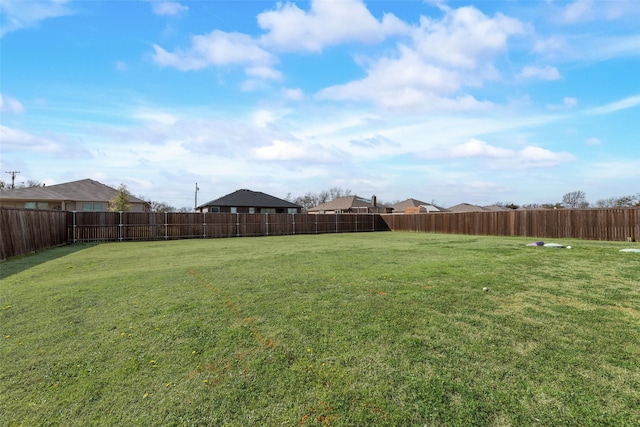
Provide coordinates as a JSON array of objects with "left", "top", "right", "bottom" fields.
[{"left": 1, "top": 232, "right": 639, "bottom": 426}]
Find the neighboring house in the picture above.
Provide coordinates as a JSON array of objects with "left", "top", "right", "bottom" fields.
[
  {"left": 307, "top": 195, "right": 393, "bottom": 214},
  {"left": 482, "top": 204, "right": 510, "bottom": 212},
  {"left": 0, "top": 178, "right": 150, "bottom": 212},
  {"left": 390, "top": 198, "right": 449, "bottom": 214},
  {"left": 447, "top": 203, "right": 509, "bottom": 213},
  {"left": 196, "top": 189, "right": 302, "bottom": 214}
]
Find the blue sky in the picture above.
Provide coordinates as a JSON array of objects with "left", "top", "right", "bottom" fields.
[{"left": 1, "top": 0, "right": 639, "bottom": 209}]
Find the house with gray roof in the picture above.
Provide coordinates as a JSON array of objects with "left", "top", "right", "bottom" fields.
[
  {"left": 0, "top": 178, "right": 149, "bottom": 212},
  {"left": 196, "top": 189, "right": 302, "bottom": 214}
]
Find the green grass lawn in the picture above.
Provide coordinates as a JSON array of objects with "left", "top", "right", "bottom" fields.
[{"left": 1, "top": 232, "right": 639, "bottom": 426}]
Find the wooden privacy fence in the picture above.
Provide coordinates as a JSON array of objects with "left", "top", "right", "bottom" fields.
[
  {"left": 2, "top": 207, "right": 639, "bottom": 260},
  {"left": 0, "top": 207, "right": 71, "bottom": 261},
  {"left": 381, "top": 208, "right": 640, "bottom": 242},
  {"left": 69, "top": 212, "right": 386, "bottom": 242}
]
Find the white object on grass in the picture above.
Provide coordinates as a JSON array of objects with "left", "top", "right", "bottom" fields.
[
  {"left": 619, "top": 248, "right": 640, "bottom": 253},
  {"left": 543, "top": 243, "right": 565, "bottom": 248}
]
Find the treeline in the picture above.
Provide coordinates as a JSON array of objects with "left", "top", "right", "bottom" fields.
[
  {"left": 285, "top": 187, "right": 352, "bottom": 210},
  {"left": 498, "top": 191, "right": 640, "bottom": 210}
]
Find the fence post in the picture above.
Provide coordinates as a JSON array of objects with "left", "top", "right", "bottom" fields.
[
  {"left": 119, "top": 211, "right": 123, "bottom": 242},
  {"left": 292, "top": 213, "right": 295, "bottom": 235},
  {"left": 164, "top": 212, "right": 168, "bottom": 240},
  {"left": 236, "top": 213, "right": 240, "bottom": 237},
  {"left": 73, "top": 211, "right": 77, "bottom": 243},
  {"left": 203, "top": 212, "right": 206, "bottom": 238},
  {"left": 265, "top": 213, "right": 269, "bottom": 236}
]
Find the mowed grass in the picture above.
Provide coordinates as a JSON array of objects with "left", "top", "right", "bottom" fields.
[{"left": 1, "top": 232, "right": 639, "bottom": 426}]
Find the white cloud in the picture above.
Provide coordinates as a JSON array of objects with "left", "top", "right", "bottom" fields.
[
  {"left": 0, "top": 0, "right": 72, "bottom": 37},
  {"left": 445, "top": 138, "right": 575, "bottom": 169},
  {"left": 561, "top": 0, "right": 594, "bottom": 24},
  {"left": 153, "top": 30, "right": 276, "bottom": 72},
  {"left": 257, "top": 0, "right": 409, "bottom": 53},
  {"left": 588, "top": 160, "right": 640, "bottom": 180},
  {"left": 253, "top": 139, "right": 339, "bottom": 163},
  {"left": 252, "top": 109, "right": 288, "bottom": 128},
  {"left": 317, "top": 46, "right": 461, "bottom": 108},
  {"left": 533, "top": 36, "right": 566, "bottom": 55},
  {"left": 533, "top": 33, "right": 640, "bottom": 64},
  {"left": 520, "top": 65, "right": 561, "bottom": 80},
  {"left": 516, "top": 146, "right": 575, "bottom": 168},
  {"left": 245, "top": 65, "right": 282, "bottom": 81},
  {"left": 317, "top": 5, "right": 523, "bottom": 110},
  {"left": 254, "top": 140, "right": 307, "bottom": 161},
  {"left": 150, "top": 1, "right": 188, "bottom": 16},
  {"left": 282, "top": 88, "right": 304, "bottom": 101},
  {"left": 132, "top": 110, "right": 178, "bottom": 125},
  {"left": 0, "top": 93, "right": 24, "bottom": 113},
  {"left": 586, "top": 94, "right": 640, "bottom": 115},
  {"left": 547, "top": 96, "right": 577, "bottom": 110},
  {"left": 412, "top": 6, "right": 525, "bottom": 69},
  {"left": 586, "top": 137, "right": 601, "bottom": 146},
  {"left": 563, "top": 97, "right": 578, "bottom": 108},
  {"left": 451, "top": 138, "right": 512, "bottom": 158},
  {"left": 0, "top": 125, "right": 73, "bottom": 154}
]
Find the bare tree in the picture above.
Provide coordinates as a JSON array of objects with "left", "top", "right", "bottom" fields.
[
  {"left": 291, "top": 187, "right": 353, "bottom": 211},
  {"left": 328, "top": 187, "right": 351, "bottom": 200},
  {"left": 562, "top": 191, "right": 589, "bottom": 208},
  {"left": 25, "top": 180, "right": 43, "bottom": 188},
  {"left": 1, "top": 179, "right": 43, "bottom": 190},
  {"left": 138, "top": 195, "right": 177, "bottom": 212},
  {"left": 596, "top": 193, "right": 640, "bottom": 207}
]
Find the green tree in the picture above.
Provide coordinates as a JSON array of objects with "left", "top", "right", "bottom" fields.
[{"left": 109, "top": 184, "right": 131, "bottom": 212}]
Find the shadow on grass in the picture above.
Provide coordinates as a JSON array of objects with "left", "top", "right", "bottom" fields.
[{"left": 0, "top": 243, "right": 98, "bottom": 281}]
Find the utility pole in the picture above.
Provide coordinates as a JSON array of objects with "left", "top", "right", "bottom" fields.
[
  {"left": 5, "top": 171, "right": 20, "bottom": 189},
  {"left": 194, "top": 182, "right": 199, "bottom": 212}
]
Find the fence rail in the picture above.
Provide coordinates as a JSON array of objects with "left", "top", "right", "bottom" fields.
[{"left": 2, "top": 207, "right": 638, "bottom": 260}]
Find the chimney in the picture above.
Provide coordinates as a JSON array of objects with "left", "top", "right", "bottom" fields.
[{"left": 371, "top": 195, "right": 377, "bottom": 207}]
